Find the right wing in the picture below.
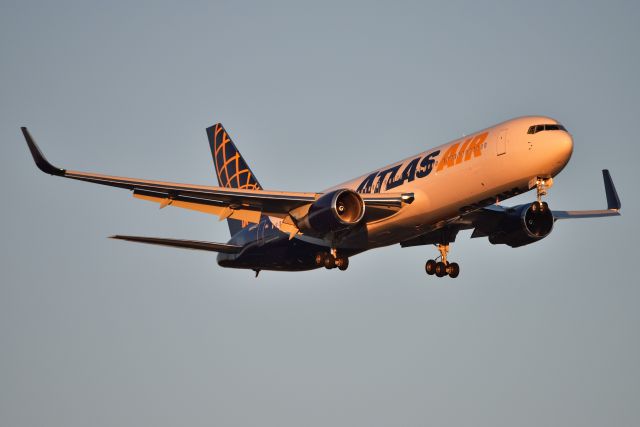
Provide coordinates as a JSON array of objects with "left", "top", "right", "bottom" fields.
[{"left": 22, "top": 128, "right": 412, "bottom": 230}]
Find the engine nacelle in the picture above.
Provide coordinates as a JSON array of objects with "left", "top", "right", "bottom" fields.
[
  {"left": 296, "top": 189, "right": 365, "bottom": 236},
  {"left": 488, "top": 202, "right": 554, "bottom": 248}
]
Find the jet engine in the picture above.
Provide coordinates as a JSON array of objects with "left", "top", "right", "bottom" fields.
[
  {"left": 488, "top": 202, "right": 554, "bottom": 248},
  {"left": 296, "top": 189, "right": 365, "bottom": 235}
]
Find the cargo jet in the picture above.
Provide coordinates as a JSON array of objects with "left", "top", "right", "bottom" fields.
[{"left": 21, "top": 116, "right": 621, "bottom": 278}]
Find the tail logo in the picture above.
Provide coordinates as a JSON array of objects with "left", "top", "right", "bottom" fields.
[
  {"left": 208, "top": 123, "right": 263, "bottom": 231},
  {"left": 212, "top": 124, "right": 261, "bottom": 191}
]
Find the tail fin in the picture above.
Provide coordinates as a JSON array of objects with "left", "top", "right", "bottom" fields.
[{"left": 206, "top": 123, "right": 262, "bottom": 236}]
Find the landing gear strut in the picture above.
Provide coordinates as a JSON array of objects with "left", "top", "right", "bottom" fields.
[
  {"left": 532, "top": 176, "right": 553, "bottom": 213},
  {"left": 315, "top": 248, "right": 349, "bottom": 271},
  {"left": 425, "top": 243, "right": 460, "bottom": 279},
  {"left": 535, "top": 177, "right": 553, "bottom": 202}
]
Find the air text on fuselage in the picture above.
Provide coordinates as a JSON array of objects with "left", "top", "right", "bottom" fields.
[{"left": 356, "top": 132, "right": 489, "bottom": 194}]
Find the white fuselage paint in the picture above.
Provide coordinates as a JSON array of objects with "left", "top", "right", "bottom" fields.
[{"left": 300, "top": 116, "right": 574, "bottom": 249}]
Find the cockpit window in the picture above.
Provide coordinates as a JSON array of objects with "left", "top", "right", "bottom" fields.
[{"left": 527, "top": 124, "right": 567, "bottom": 134}]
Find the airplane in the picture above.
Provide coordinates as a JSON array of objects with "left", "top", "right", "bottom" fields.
[{"left": 21, "top": 116, "right": 621, "bottom": 279}]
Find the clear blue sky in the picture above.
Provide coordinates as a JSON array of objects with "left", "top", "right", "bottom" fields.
[{"left": 1, "top": 1, "right": 638, "bottom": 426}]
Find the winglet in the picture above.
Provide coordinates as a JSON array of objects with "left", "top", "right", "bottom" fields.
[
  {"left": 602, "top": 169, "right": 621, "bottom": 210},
  {"left": 21, "top": 127, "right": 65, "bottom": 176}
]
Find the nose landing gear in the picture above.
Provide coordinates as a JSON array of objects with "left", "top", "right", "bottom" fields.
[
  {"left": 425, "top": 243, "right": 460, "bottom": 279},
  {"left": 535, "top": 177, "right": 553, "bottom": 203}
]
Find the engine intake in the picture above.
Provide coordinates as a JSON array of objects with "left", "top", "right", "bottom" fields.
[
  {"left": 296, "top": 189, "right": 365, "bottom": 235},
  {"left": 489, "top": 202, "right": 554, "bottom": 247}
]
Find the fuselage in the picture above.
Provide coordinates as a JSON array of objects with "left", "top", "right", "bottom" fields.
[{"left": 218, "top": 116, "right": 574, "bottom": 271}]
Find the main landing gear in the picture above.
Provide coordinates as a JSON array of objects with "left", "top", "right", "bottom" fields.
[
  {"left": 315, "top": 248, "right": 349, "bottom": 271},
  {"left": 425, "top": 243, "right": 460, "bottom": 279}
]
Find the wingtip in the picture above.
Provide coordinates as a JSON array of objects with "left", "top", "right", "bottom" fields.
[
  {"left": 602, "top": 169, "right": 621, "bottom": 211},
  {"left": 21, "top": 127, "right": 66, "bottom": 176}
]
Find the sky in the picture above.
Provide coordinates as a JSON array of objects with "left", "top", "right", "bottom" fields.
[{"left": 1, "top": 1, "right": 638, "bottom": 426}]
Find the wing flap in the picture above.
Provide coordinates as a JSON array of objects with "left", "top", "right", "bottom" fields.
[{"left": 133, "top": 190, "right": 263, "bottom": 223}]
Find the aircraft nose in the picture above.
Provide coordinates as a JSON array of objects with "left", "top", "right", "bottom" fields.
[
  {"left": 557, "top": 131, "right": 574, "bottom": 162},
  {"left": 547, "top": 130, "right": 574, "bottom": 172}
]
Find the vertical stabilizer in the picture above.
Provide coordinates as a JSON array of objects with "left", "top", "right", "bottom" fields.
[{"left": 206, "top": 123, "right": 262, "bottom": 236}]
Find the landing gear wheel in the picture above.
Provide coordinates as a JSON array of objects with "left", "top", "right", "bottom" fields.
[
  {"left": 447, "top": 262, "right": 460, "bottom": 278},
  {"left": 336, "top": 257, "right": 349, "bottom": 271},
  {"left": 435, "top": 262, "right": 448, "bottom": 277},
  {"left": 324, "top": 254, "right": 336, "bottom": 269},
  {"left": 425, "top": 259, "right": 436, "bottom": 275},
  {"left": 531, "top": 200, "right": 549, "bottom": 212},
  {"left": 427, "top": 243, "right": 462, "bottom": 279},
  {"left": 531, "top": 201, "right": 540, "bottom": 212}
]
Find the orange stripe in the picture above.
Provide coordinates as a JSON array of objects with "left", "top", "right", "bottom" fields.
[
  {"left": 235, "top": 153, "right": 241, "bottom": 188},
  {"left": 227, "top": 168, "right": 250, "bottom": 186},
  {"left": 220, "top": 155, "right": 237, "bottom": 187},
  {"left": 455, "top": 138, "right": 472, "bottom": 165},
  {"left": 436, "top": 142, "right": 461, "bottom": 172},
  {"left": 464, "top": 132, "right": 488, "bottom": 161}
]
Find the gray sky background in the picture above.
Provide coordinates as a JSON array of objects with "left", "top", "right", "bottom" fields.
[{"left": 1, "top": 1, "right": 638, "bottom": 426}]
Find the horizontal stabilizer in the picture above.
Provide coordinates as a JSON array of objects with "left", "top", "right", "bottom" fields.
[{"left": 110, "top": 235, "right": 243, "bottom": 253}]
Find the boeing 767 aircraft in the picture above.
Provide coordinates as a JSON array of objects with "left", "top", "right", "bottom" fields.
[{"left": 22, "top": 116, "right": 621, "bottom": 278}]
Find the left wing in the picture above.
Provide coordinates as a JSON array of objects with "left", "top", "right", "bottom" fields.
[
  {"left": 551, "top": 169, "right": 621, "bottom": 219},
  {"left": 22, "top": 128, "right": 412, "bottom": 229},
  {"left": 467, "top": 169, "right": 621, "bottom": 231}
]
